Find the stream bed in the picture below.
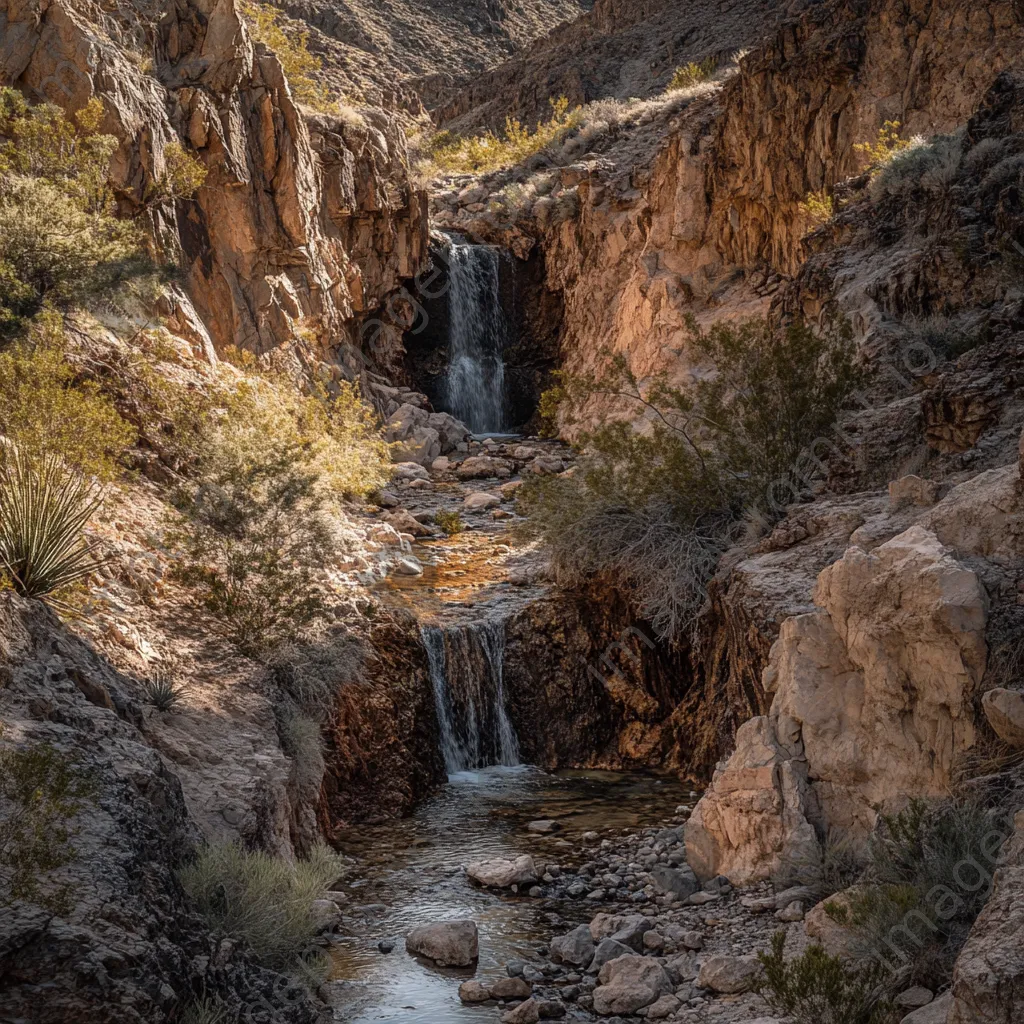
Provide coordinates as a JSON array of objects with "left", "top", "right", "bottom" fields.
[{"left": 328, "top": 766, "right": 690, "bottom": 1022}]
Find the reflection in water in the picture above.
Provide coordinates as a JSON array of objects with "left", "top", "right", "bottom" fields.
[{"left": 328, "top": 766, "right": 688, "bottom": 1023}]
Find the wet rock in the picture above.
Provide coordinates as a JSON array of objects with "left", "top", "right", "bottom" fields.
[
  {"left": 405, "top": 920, "right": 479, "bottom": 966},
  {"left": 502, "top": 997, "right": 540, "bottom": 1023},
  {"left": 528, "top": 819, "right": 560, "bottom": 833},
  {"left": 467, "top": 855, "right": 538, "bottom": 889},
  {"left": 593, "top": 954, "right": 673, "bottom": 1015},
  {"left": 377, "top": 939, "right": 395, "bottom": 953},
  {"left": 463, "top": 491, "right": 500, "bottom": 511},
  {"left": 551, "top": 924, "right": 596, "bottom": 966},
  {"left": 459, "top": 980, "right": 491, "bottom": 1003},
  {"left": 696, "top": 955, "right": 762, "bottom": 994},
  {"left": 492, "top": 977, "right": 532, "bottom": 999}
]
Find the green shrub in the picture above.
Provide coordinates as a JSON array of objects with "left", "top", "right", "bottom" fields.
[
  {"left": 834, "top": 798, "right": 1006, "bottom": 987},
  {"left": 435, "top": 509, "right": 464, "bottom": 536},
  {"left": 279, "top": 712, "right": 325, "bottom": 810},
  {"left": 668, "top": 57, "right": 718, "bottom": 91},
  {"left": 0, "top": 728, "right": 96, "bottom": 909},
  {"left": 757, "top": 931, "right": 895, "bottom": 1024},
  {"left": 522, "top": 315, "right": 861, "bottom": 637},
  {"left": 179, "top": 842, "right": 344, "bottom": 972},
  {"left": 0, "top": 451, "right": 107, "bottom": 600},
  {"left": 855, "top": 120, "right": 917, "bottom": 170},
  {"left": 0, "top": 311, "right": 136, "bottom": 481},
  {"left": 800, "top": 188, "right": 835, "bottom": 225},
  {"left": 180, "top": 997, "right": 229, "bottom": 1024}
]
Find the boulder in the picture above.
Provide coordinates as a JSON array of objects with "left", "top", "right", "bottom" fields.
[
  {"left": 686, "top": 527, "right": 986, "bottom": 883},
  {"left": 467, "top": 855, "right": 537, "bottom": 889},
  {"left": 776, "top": 900, "right": 805, "bottom": 922},
  {"left": 502, "top": 999, "right": 540, "bottom": 1024},
  {"left": 981, "top": 688, "right": 1024, "bottom": 748},
  {"left": 696, "top": 955, "right": 762, "bottom": 994},
  {"left": 889, "top": 474, "right": 942, "bottom": 509},
  {"left": 427, "top": 411, "right": 471, "bottom": 451},
  {"left": 903, "top": 992, "right": 952, "bottom": 1024},
  {"left": 383, "top": 509, "right": 433, "bottom": 538},
  {"left": 405, "top": 920, "right": 478, "bottom": 967},
  {"left": 491, "top": 977, "right": 533, "bottom": 999},
  {"left": 393, "top": 556, "right": 423, "bottom": 576},
  {"left": 457, "top": 455, "right": 512, "bottom": 479},
  {"left": 550, "top": 924, "right": 595, "bottom": 966},
  {"left": 528, "top": 819, "right": 560, "bottom": 833},
  {"left": 386, "top": 404, "right": 469, "bottom": 464},
  {"left": 650, "top": 864, "right": 699, "bottom": 899},
  {"left": 647, "top": 994, "right": 682, "bottom": 1020},
  {"left": 528, "top": 456, "right": 564, "bottom": 475},
  {"left": 459, "top": 980, "right": 491, "bottom": 1003},
  {"left": 664, "top": 953, "right": 698, "bottom": 984},
  {"left": 463, "top": 491, "right": 500, "bottom": 511},
  {"left": 587, "top": 937, "right": 634, "bottom": 973},
  {"left": 593, "top": 954, "right": 673, "bottom": 1015},
  {"left": 895, "top": 987, "right": 935, "bottom": 1009},
  {"left": 391, "top": 461, "right": 430, "bottom": 482}
]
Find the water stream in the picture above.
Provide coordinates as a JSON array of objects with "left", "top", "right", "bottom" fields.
[
  {"left": 328, "top": 767, "right": 689, "bottom": 1023},
  {"left": 444, "top": 236, "right": 508, "bottom": 434}
]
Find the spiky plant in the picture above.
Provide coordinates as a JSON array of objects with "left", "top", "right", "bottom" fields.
[
  {"left": 0, "top": 451, "right": 105, "bottom": 598},
  {"left": 142, "top": 672, "right": 186, "bottom": 711}
]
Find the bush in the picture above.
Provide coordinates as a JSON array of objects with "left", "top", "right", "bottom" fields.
[
  {"left": 180, "top": 998, "right": 229, "bottom": 1024},
  {"left": 0, "top": 90, "right": 147, "bottom": 333},
  {"left": 268, "top": 630, "right": 364, "bottom": 722},
  {"left": 241, "top": 2, "right": 336, "bottom": 112},
  {"left": 0, "top": 311, "right": 136, "bottom": 481},
  {"left": 668, "top": 57, "right": 718, "bottom": 90},
  {"left": 855, "top": 120, "right": 918, "bottom": 171},
  {"left": 0, "top": 728, "right": 96, "bottom": 909},
  {"left": 142, "top": 672, "right": 187, "bottom": 711},
  {"left": 435, "top": 509, "right": 464, "bottom": 536},
  {"left": 178, "top": 842, "right": 344, "bottom": 972},
  {"left": 0, "top": 451, "right": 107, "bottom": 600},
  {"left": 827, "top": 798, "right": 1007, "bottom": 987},
  {"left": 757, "top": 931, "right": 895, "bottom": 1024},
  {"left": 144, "top": 141, "right": 207, "bottom": 208},
  {"left": 800, "top": 188, "right": 835, "bottom": 225},
  {"left": 523, "top": 315, "right": 861, "bottom": 637},
  {"left": 425, "top": 97, "right": 581, "bottom": 174},
  {"left": 279, "top": 712, "right": 325, "bottom": 809}
]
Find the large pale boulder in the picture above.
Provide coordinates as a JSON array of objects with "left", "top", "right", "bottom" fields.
[
  {"left": 593, "top": 954, "right": 673, "bottom": 1015},
  {"left": 981, "top": 688, "right": 1024, "bottom": 748},
  {"left": 386, "top": 405, "right": 470, "bottom": 465},
  {"left": 696, "top": 954, "right": 762, "bottom": 994},
  {"left": 405, "top": 920, "right": 478, "bottom": 966},
  {"left": 687, "top": 527, "right": 987, "bottom": 883},
  {"left": 466, "top": 855, "right": 537, "bottom": 889}
]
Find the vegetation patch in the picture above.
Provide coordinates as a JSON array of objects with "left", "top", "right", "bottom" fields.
[{"left": 667, "top": 57, "right": 718, "bottom": 91}]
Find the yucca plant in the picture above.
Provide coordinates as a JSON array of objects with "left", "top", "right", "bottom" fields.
[
  {"left": 0, "top": 450, "right": 105, "bottom": 598},
  {"left": 142, "top": 671, "right": 186, "bottom": 711}
]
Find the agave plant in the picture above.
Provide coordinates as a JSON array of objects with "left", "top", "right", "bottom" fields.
[
  {"left": 142, "top": 671, "right": 186, "bottom": 711},
  {"left": 0, "top": 451, "right": 106, "bottom": 598}
]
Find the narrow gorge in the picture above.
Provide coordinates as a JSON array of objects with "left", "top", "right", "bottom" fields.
[{"left": 2, "top": 2, "right": 1024, "bottom": 1024}]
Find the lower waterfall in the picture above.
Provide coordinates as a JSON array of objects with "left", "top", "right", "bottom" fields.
[{"left": 422, "top": 620, "right": 520, "bottom": 773}]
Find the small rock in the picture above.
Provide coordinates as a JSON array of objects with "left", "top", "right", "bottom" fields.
[
  {"left": 467, "top": 855, "right": 538, "bottom": 889},
  {"left": 393, "top": 556, "right": 423, "bottom": 576},
  {"left": 775, "top": 900, "right": 805, "bottom": 922},
  {"left": 642, "top": 930, "right": 665, "bottom": 952},
  {"left": 895, "top": 986, "right": 934, "bottom": 1009},
  {"left": 588, "top": 938, "right": 634, "bottom": 973},
  {"left": 528, "top": 819, "right": 560, "bottom": 833},
  {"left": 647, "top": 993, "right": 681, "bottom": 1020},
  {"left": 687, "top": 891, "right": 719, "bottom": 905},
  {"left": 376, "top": 939, "right": 395, "bottom": 953},
  {"left": 696, "top": 955, "right": 761, "bottom": 994},
  {"left": 463, "top": 491, "right": 500, "bottom": 511},
  {"left": 593, "top": 954, "right": 673, "bottom": 1015},
  {"left": 405, "top": 920, "right": 478, "bottom": 967},
  {"left": 550, "top": 924, "right": 596, "bottom": 966},
  {"left": 491, "top": 977, "right": 532, "bottom": 999},
  {"left": 678, "top": 930, "right": 703, "bottom": 950},
  {"left": 649, "top": 865, "right": 699, "bottom": 900},
  {"left": 537, "top": 1000, "right": 566, "bottom": 1019},
  {"left": 459, "top": 980, "right": 491, "bottom": 1003},
  {"left": 982, "top": 688, "right": 1024, "bottom": 748},
  {"left": 502, "top": 997, "right": 540, "bottom": 1024}
]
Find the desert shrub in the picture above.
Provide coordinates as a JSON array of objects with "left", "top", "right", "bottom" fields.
[
  {"left": 435, "top": 509, "right": 464, "bottom": 536},
  {"left": 180, "top": 998, "right": 229, "bottom": 1024},
  {"left": 179, "top": 842, "right": 344, "bottom": 972},
  {"left": 757, "top": 931, "right": 895, "bottom": 1024},
  {"left": 668, "top": 57, "right": 718, "bottom": 90},
  {"left": 241, "top": 2, "right": 335, "bottom": 112},
  {"left": 426, "top": 97, "right": 581, "bottom": 174},
  {"left": 800, "top": 188, "right": 835, "bottom": 225},
  {"left": 855, "top": 120, "right": 919, "bottom": 170},
  {"left": 142, "top": 671, "right": 187, "bottom": 711},
  {"left": 144, "top": 141, "right": 207, "bottom": 208},
  {"left": 826, "top": 798, "right": 1007, "bottom": 987},
  {"left": 868, "top": 133, "right": 963, "bottom": 220},
  {"left": 0, "top": 451, "right": 107, "bottom": 600},
  {"left": 0, "top": 311, "right": 136, "bottom": 480},
  {"left": 279, "top": 712, "right": 325, "bottom": 808},
  {"left": 0, "top": 90, "right": 147, "bottom": 334},
  {"left": 901, "top": 314, "right": 979, "bottom": 362},
  {"left": 268, "top": 630, "right": 365, "bottom": 720},
  {"left": 0, "top": 728, "right": 96, "bottom": 909},
  {"left": 523, "top": 315, "right": 860, "bottom": 638}
]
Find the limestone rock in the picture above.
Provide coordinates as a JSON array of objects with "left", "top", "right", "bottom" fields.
[
  {"left": 457, "top": 455, "right": 513, "bottom": 479},
  {"left": 405, "top": 920, "right": 479, "bottom": 966},
  {"left": 467, "top": 855, "right": 538, "bottom": 889},
  {"left": 889, "top": 475, "right": 942, "bottom": 509},
  {"left": 464, "top": 491, "right": 501, "bottom": 511},
  {"left": 686, "top": 527, "right": 987, "bottom": 883},
  {"left": 459, "top": 980, "right": 491, "bottom": 1003},
  {"left": 696, "top": 954, "right": 762, "bottom": 994},
  {"left": 904, "top": 992, "right": 952, "bottom": 1024},
  {"left": 650, "top": 864, "right": 699, "bottom": 899},
  {"left": 981, "top": 688, "right": 1024, "bottom": 748},
  {"left": 383, "top": 509, "right": 434, "bottom": 538},
  {"left": 593, "top": 954, "right": 673, "bottom": 1015}
]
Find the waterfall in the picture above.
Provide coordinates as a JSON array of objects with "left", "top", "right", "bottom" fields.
[
  {"left": 443, "top": 235, "right": 507, "bottom": 434},
  {"left": 422, "top": 620, "right": 520, "bottom": 773}
]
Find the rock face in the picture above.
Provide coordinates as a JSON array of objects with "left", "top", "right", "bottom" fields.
[
  {"left": 0, "top": 595, "right": 321, "bottom": 1023},
  {"left": 0, "top": 0, "right": 428, "bottom": 366},
  {"left": 405, "top": 920, "right": 479, "bottom": 966},
  {"left": 686, "top": 526, "right": 987, "bottom": 883}
]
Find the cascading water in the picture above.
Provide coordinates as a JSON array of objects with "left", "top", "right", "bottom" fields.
[
  {"left": 422, "top": 620, "right": 520, "bottom": 773},
  {"left": 443, "top": 235, "right": 508, "bottom": 434}
]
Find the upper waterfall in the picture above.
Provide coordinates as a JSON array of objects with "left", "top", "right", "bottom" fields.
[{"left": 443, "top": 235, "right": 508, "bottom": 434}]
